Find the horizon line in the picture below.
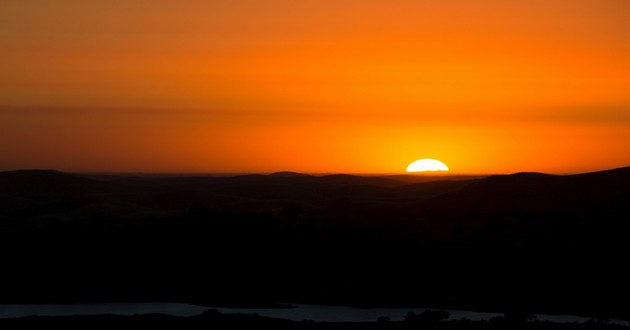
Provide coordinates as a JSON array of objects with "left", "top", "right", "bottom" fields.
[{"left": 3, "top": 166, "right": 629, "bottom": 177}]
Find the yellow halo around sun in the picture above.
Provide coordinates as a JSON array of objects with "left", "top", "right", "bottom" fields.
[{"left": 407, "top": 159, "right": 449, "bottom": 172}]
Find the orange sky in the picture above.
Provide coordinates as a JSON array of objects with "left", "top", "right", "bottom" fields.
[{"left": 1, "top": 0, "right": 629, "bottom": 174}]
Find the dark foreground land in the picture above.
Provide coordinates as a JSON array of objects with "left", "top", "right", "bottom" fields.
[
  {"left": 1, "top": 167, "right": 629, "bottom": 320},
  {"left": 1, "top": 310, "right": 628, "bottom": 329}
]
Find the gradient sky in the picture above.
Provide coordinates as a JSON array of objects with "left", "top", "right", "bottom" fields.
[{"left": 1, "top": 0, "right": 629, "bottom": 174}]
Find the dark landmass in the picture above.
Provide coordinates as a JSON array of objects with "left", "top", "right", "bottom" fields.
[
  {"left": 1, "top": 167, "right": 629, "bottom": 320},
  {"left": 0, "top": 310, "right": 627, "bottom": 329}
]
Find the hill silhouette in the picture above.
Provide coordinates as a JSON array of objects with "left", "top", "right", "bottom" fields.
[
  {"left": 269, "top": 171, "right": 312, "bottom": 178},
  {"left": 0, "top": 169, "right": 120, "bottom": 198},
  {"left": 0, "top": 167, "right": 629, "bottom": 320},
  {"left": 414, "top": 167, "right": 630, "bottom": 218}
]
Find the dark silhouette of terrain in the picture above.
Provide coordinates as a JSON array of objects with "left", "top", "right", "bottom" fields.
[
  {"left": 1, "top": 309, "right": 628, "bottom": 329},
  {"left": 1, "top": 167, "right": 629, "bottom": 321}
]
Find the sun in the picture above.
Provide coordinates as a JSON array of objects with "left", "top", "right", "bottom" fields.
[{"left": 406, "top": 159, "right": 449, "bottom": 172}]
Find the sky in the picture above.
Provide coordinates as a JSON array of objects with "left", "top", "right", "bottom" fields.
[{"left": 1, "top": 0, "right": 629, "bottom": 174}]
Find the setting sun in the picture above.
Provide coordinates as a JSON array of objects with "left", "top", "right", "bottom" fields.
[
  {"left": 1, "top": 1, "right": 630, "bottom": 324},
  {"left": 1, "top": 0, "right": 629, "bottom": 174},
  {"left": 406, "top": 159, "right": 449, "bottom": 172}
]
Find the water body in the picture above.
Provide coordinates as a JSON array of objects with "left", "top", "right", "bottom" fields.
[
  {"left": 0, "top": 303, "right": 628, "bottom": 325},
  {"left": 214, "top": 304, "right": 503, "bottom": 322},
  {"left": 214, "top": 304, "right": 617, "bottom": 324},
  {"left": 0, "top": 303, "right": 208, "bottom": 319}
]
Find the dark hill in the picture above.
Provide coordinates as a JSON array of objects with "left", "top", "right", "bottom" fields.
[
  {"left": 0, "top": 170, "right": 134, "bottom": 219},
  {"left": 393, "top": 180, "right": 471, "bottom": 200},
  {"left": 0, "top": 169, "right": 119, "bottom": 198},
  {"left": 0, "top": 169, "right": 122, "bottom": 208},
  {"left": 421, "top": 166, "right": 630, "bottom": 213},
  {"left": 317, "top": 174, "right": 402, "bottom": 187},
  {"left": 385, "top": 174, "right": 486, "bottom": 184},
  {"left": 1, "top": 167, "right": 630, "bottom": 320},
  {"left": 269, "top": 171, "right": 312, "bottom": 178}
]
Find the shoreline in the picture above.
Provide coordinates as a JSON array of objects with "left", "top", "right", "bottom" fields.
[
  {"left": 1, "top": 310, "right": 628, "bottom": 329},
  {"left": 1, "top": 301, "right": 629, "bottom": 325}
]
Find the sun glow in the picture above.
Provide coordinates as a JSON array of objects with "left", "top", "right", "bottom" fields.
[
  {"left": 407, "top": 159, "right": 449, "bottom": 172},
  {"left": 1, "top": 1, "right": 629, "bottom": 174}
]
